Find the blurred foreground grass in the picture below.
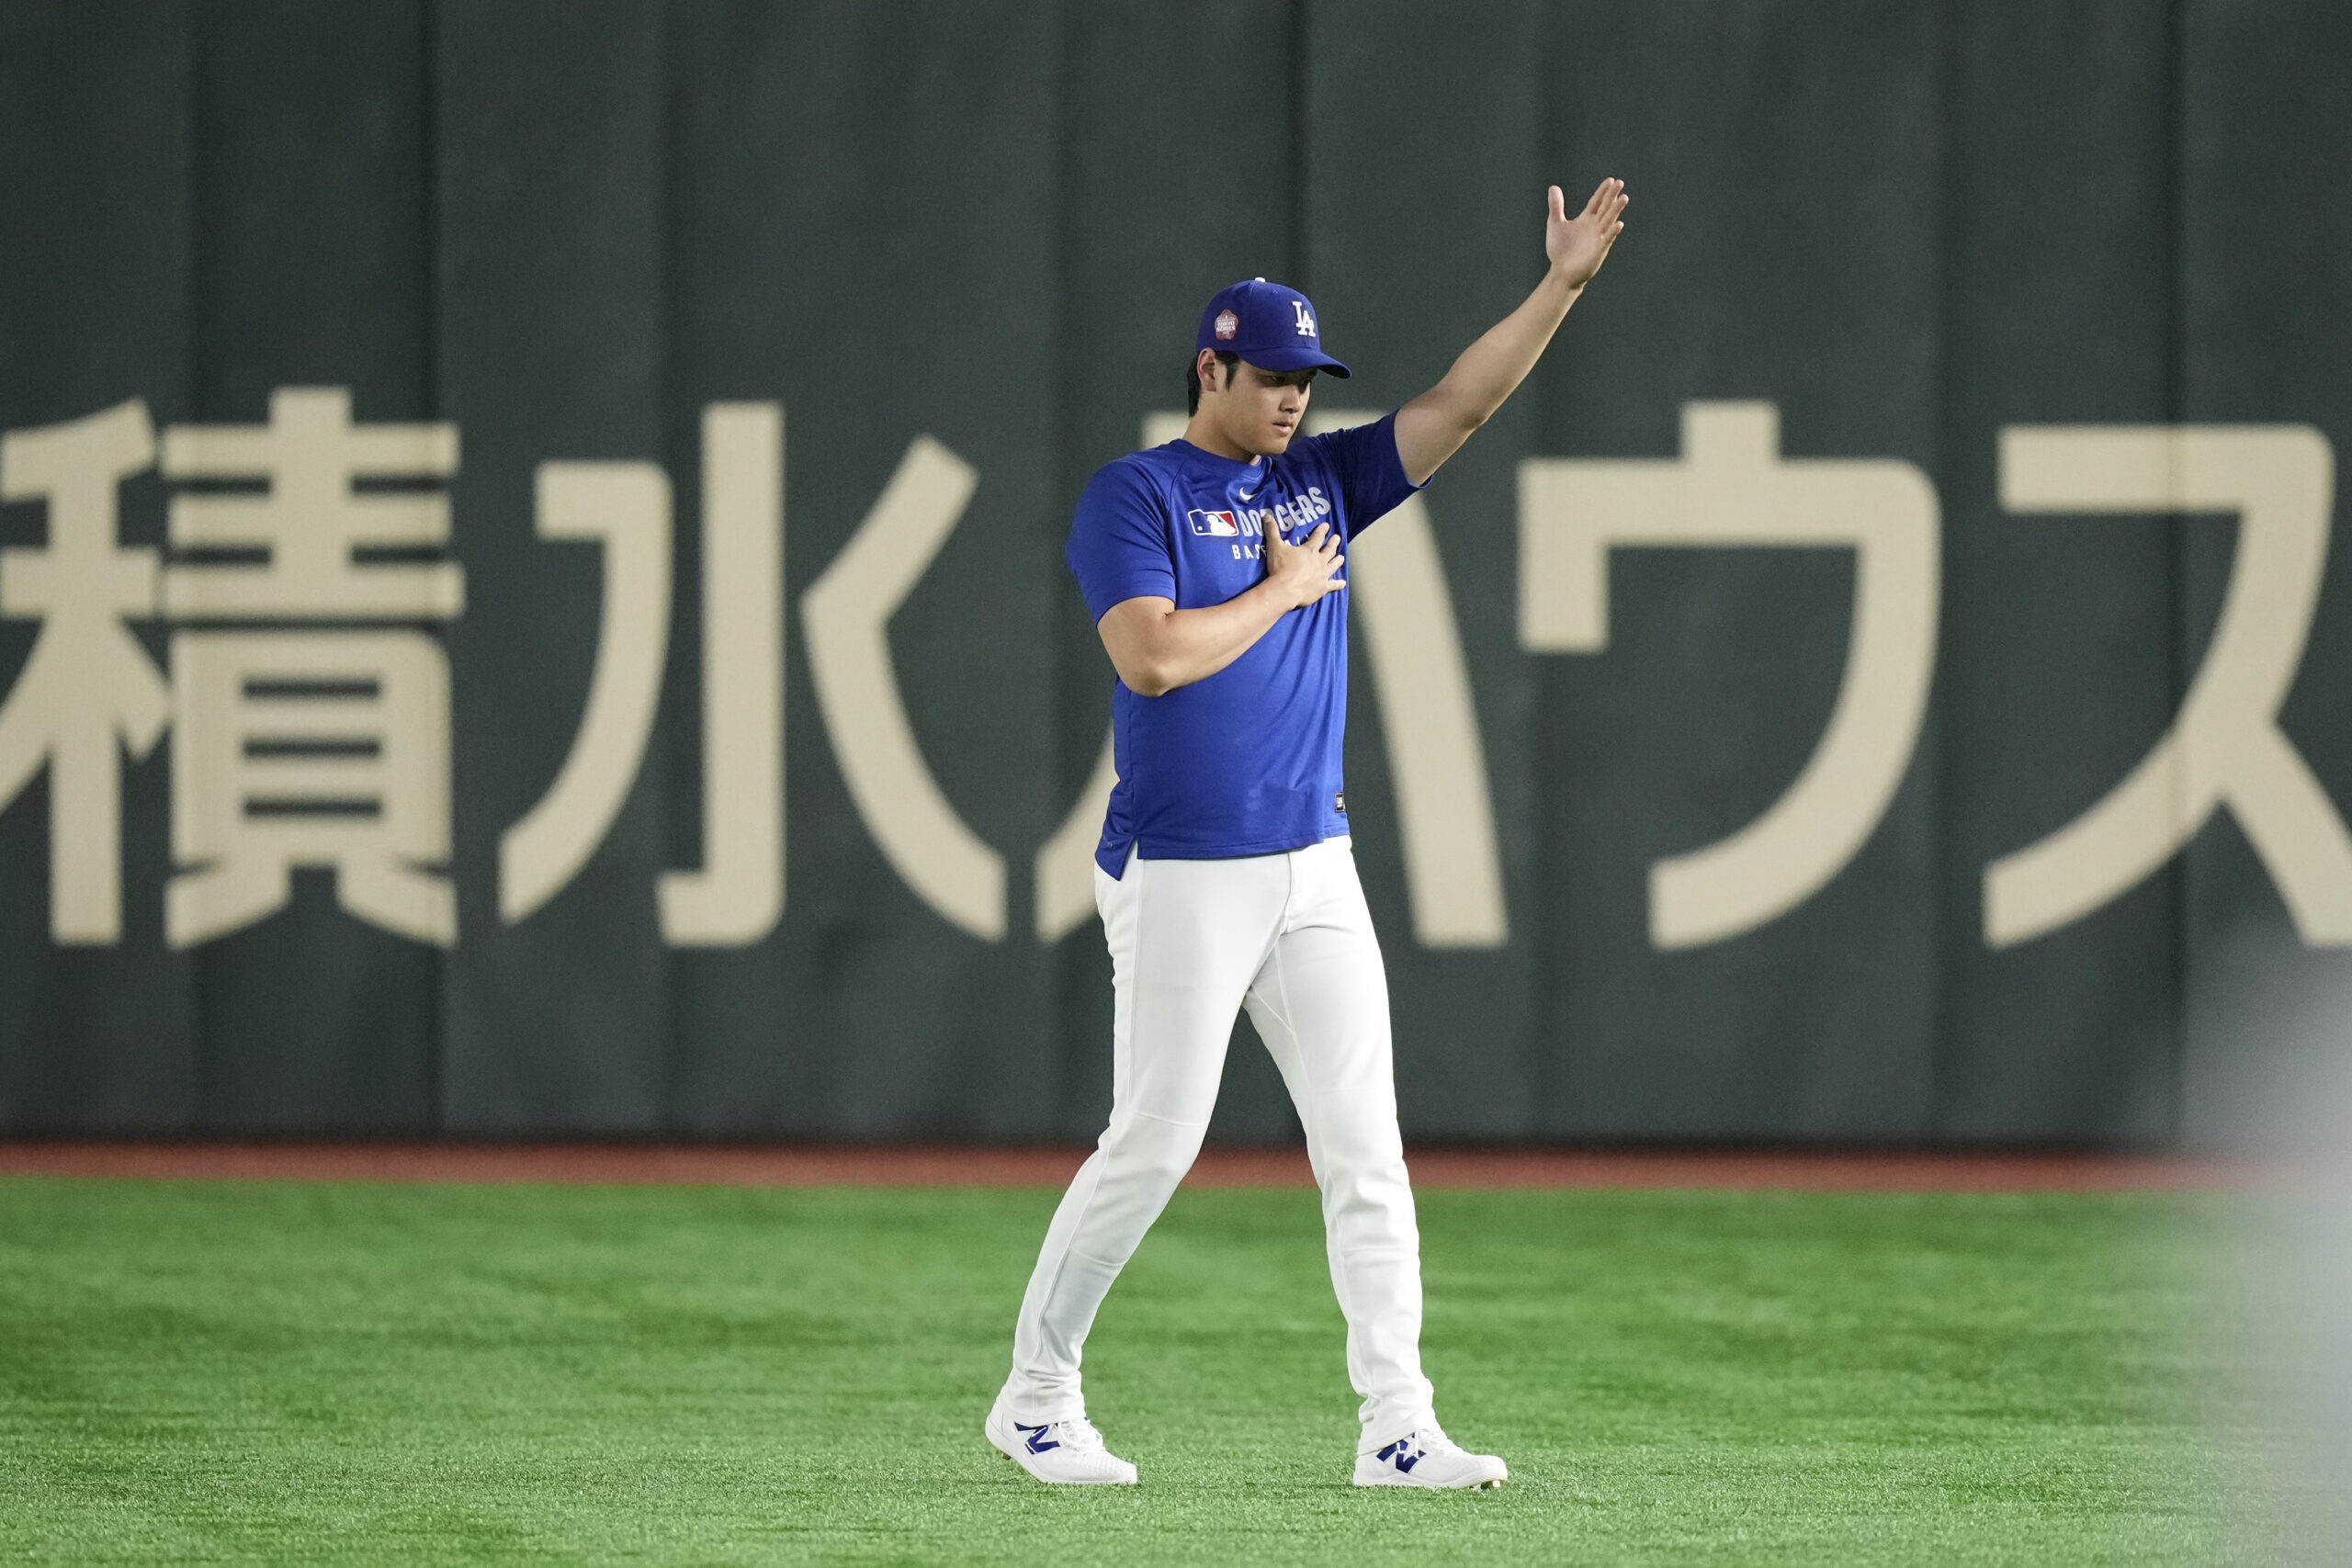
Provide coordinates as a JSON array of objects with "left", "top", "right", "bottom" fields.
[{"left": 0, "top": 1177, "right": 2270, "bottom": 1565}]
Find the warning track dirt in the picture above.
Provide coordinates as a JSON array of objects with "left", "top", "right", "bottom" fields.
[{"left": 0, "top": 1141, "right": 2273, "bottom": 1190}]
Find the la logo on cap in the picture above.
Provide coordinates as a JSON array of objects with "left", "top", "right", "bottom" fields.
[{"left": 1215, "top": 310, "right": 1238, "bottom": 341}]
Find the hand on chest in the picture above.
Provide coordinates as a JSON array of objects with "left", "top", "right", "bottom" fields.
[{"left": 1173, "top": 476, "right": 1336, "bottom": 601}]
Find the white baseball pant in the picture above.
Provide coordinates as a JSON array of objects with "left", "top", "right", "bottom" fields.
[{"left": 1000, "top": 835, "right": 1436, "bottom": 1452}]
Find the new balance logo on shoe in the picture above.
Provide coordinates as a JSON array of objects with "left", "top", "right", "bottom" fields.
[
  {"left": 985, "top": 1402, "right": 1138, "bottom": 1485},
  {"left": 1352, "top": 1427, "right": 1508, "bottom": 1490}
]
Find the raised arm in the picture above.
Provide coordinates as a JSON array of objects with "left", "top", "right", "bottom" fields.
[{"left": 1393, "top": 177, "right": 1629, "bottom": 486}]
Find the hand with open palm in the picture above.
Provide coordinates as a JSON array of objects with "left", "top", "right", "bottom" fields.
[{"left": 1546, "top": 176, "right": 1629, "bottom": 288}]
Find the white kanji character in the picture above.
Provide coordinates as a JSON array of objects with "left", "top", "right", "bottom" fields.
[
  {"left": 168, "top": 630, "right": 453, "bottom": 947},
  {"left": 497, "top": 403, "right": 785, "bottom": 947},
  {"left": 0, "top": 400, "right": 168, "bottom": 943},
  {"left": 160, "top": 387, "right": 466, "bottom": 948},
  {"left": 160, "top": 386, "right": 461, "bottom": 620}
]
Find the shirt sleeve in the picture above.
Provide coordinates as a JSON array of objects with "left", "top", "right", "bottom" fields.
[
  {"left": 1299, "top": 411, "right": 1424, "bottom": 541},
  {"left": 1066, "top": 457, "right": 1176, "bottom": 622}
]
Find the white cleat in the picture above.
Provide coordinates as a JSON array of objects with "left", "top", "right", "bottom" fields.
[
  {"left": 1352, "top": 1427, "right": 1508, "bottom": 1490},
  {"left": 985, "top": 1401, "right": 1139, "bottom": 1485}
]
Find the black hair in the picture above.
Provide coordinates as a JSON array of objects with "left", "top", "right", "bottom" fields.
[{"left": 1185, "top": 350, "right": 1239, "bottom": 416}]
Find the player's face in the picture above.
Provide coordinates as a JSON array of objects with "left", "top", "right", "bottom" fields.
[{"left": 1207, "top": 359, "right": 1316, "bottom": 457}]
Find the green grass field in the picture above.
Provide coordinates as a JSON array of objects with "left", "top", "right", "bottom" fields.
[{"left": 0, "top": 1176, "right": 2274, "bottom": 1565}]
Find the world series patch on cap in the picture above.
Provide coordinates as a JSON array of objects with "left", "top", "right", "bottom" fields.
[{"left": 1194, "top": 278, "right": 1352, "bottom": 378}]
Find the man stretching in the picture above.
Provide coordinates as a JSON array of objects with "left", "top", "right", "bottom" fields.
[{"left": 989, "top": 178, "right": 1630, "bottom": 1488}]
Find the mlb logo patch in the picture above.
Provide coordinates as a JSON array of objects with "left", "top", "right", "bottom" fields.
[{"left": 1188, "top": 509, "right": 1240, "bottom": 536}]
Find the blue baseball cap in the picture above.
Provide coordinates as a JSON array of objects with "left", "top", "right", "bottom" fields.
[{"left": 1195, "top": 278, "right": 1351, "bottom": 378}]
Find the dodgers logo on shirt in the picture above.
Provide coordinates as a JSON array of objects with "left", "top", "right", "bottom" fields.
[{"left": 1187, "top": 509, "right": 1241, "bottom": 536}]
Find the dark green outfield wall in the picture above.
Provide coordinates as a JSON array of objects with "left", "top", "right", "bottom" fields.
[{"left": 3, "top": 0, "right": 2348, "bottom": 1145}]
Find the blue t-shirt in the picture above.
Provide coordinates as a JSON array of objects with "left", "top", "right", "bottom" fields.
[{"left": 1066, "top": 412, "right": 1422, "bottom": 876}]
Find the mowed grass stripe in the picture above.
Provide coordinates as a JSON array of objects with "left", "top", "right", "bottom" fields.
[{"left": 0, "top": 1179, "right": 2249, "bottom": 1565}]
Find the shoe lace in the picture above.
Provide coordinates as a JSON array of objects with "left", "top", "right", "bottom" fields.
[
  {"left": 1051, "top": 1416, "right": 1108, "bottom": 1452},
  {"left": 1389, "top": 1425, "right": 1460, "bottom": 1460}
]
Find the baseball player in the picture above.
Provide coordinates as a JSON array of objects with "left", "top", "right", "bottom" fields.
[{"left": 988, "top": 178, "right": 1630, "bottom": 1488}]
